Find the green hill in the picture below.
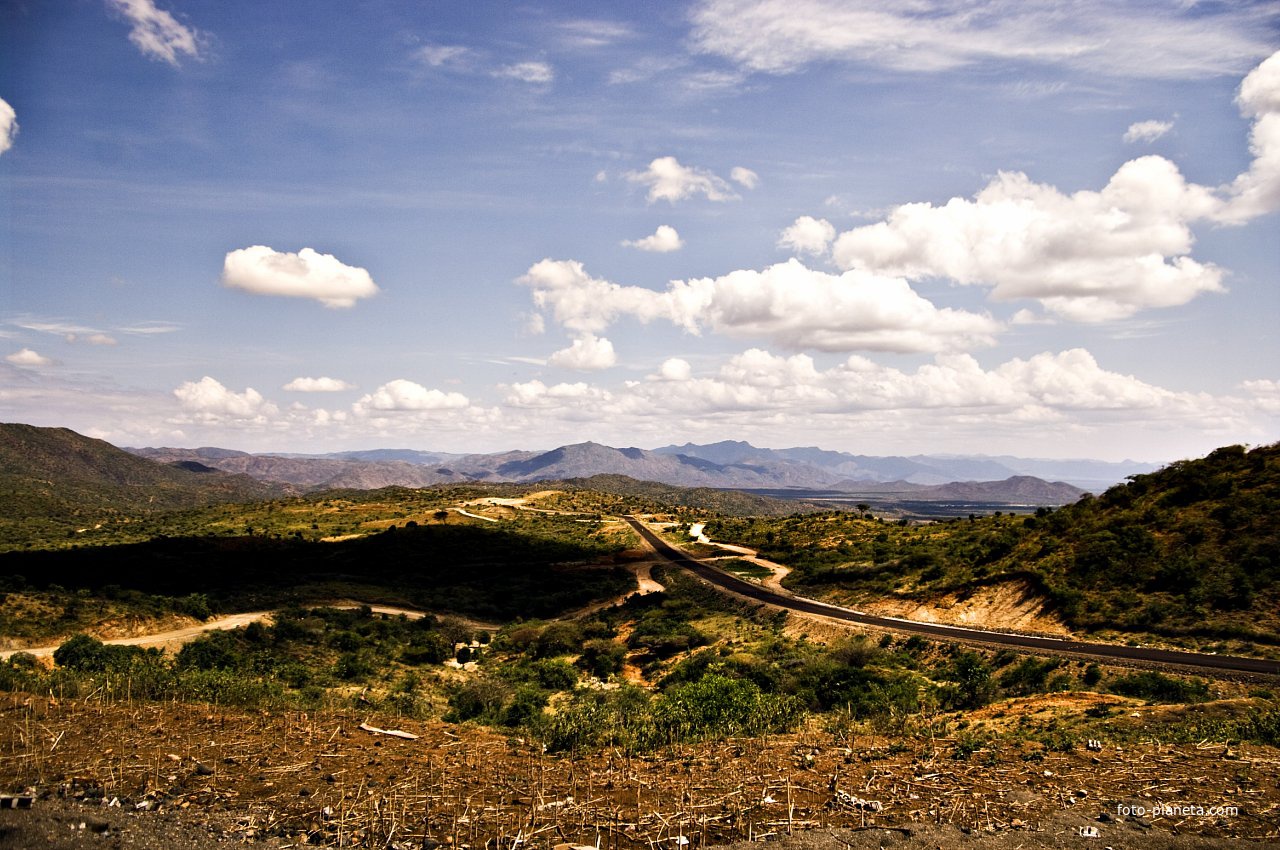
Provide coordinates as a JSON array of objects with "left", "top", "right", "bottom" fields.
[
  {"left": 0, "top": 423, "right": 281, "bottom": 546},
  {"left": 1009, "top": 443, "right": 1279, "bottom": 639},
  {"left": 708, "top": 443, "right": 1280, "bottom": 647}
]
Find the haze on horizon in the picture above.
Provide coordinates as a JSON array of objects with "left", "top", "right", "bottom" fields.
[{"left": 2, "top": 1, "right": 1278, "bottom": 464}]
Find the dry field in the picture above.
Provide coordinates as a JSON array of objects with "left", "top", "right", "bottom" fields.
[{"left": 0, "top": 692, "right": 1276, "bottom": 849}]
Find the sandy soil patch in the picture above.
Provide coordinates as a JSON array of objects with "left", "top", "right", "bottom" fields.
[{"left": 851, "top": 581, "right": 1071, "bottom": 636}]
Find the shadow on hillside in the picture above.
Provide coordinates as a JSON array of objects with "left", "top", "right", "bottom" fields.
[{"left": 0, "top": 524, "right": 632, "bottom": 620}]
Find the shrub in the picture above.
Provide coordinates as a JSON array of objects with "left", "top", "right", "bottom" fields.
[
  {"left": 577, "top": 638, "right": 626, "bottom": 678},
  {"left": 445, "top": 676, "right": 512, "bottom": 723},
  {"left": 1109, "top": 671, "right": 1209, "bottom": 703}
]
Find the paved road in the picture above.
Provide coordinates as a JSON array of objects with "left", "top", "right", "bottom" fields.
[{"left": 624, "top": 516, "right": 1280, "bottom": 679}]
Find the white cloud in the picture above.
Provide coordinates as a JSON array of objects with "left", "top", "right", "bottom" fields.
[
  {"left": 6, "top": 348, "right": 53, "bottom": 367},
  {"left": 0, "top": 97, "right": 17, "bottom": 155},
  {"left": 657, "top": 358, "right": 693, "bottom": 381},
  {"left": 493, "top": 61, "right": 554, "bottom": 84},
  {"left": 1124, "top": 119, "right": 1173, "bottom": 144},
  {"left": 106, "top": 0, "right": 202, "bottom": 66},
  {"left": 497, "top": 347, "right": 1243, "bottom": 454},
  {"left": 625, "top": 156, "right": 738, "bottom": 203},
  {"left": 1241, "top": 379, "right": 1280, "bottom": 413},
  {"left": 174, "top": 377, "right": 276, "bottom": 421},
  {"left": 689, "top": 0, "right": 1276, "bottom": 79},
  {"left": 778, "top": 215, "right": 835, "bottom": 256},
  {"left": 222, "top": 246, "right": 380, "bottom": 308},
  {"left": 1221, "top": 50, "right": 1280, "bottom": 224},
  {"left": 730, "top": 166, "right": 759, "bottom": 189},
  {"left": 520, "top": 258, "right": 1001, "bottom": 353},
  {"left": 505, "top": 379, "right": 612, "bottom": 409},
  {"left": 558, "top": 20, "right": 634, "bottom": 49},
  {"left": 622, "top": 224, "right": 684, "bottom": 252},
  {"left": 283, "top": 376, "right": 354, "bottom": 392},
  {"left": 832, "top": 156, "right": 1227, "bottom": 321},
  {"left": 117, "top": 322, "right": 180, "bottom": 335},
  {"left": 355, "top": 379, "right": 470, "bottom": 412},
  {"left": 86, "top": 334, "right": 118, "bottom": 346},
  {"left": 416, "top": 45, "right": 472, "bottom": 68},
  {"left": 548, "top": 334, "right": 617, "bottom": 371}
]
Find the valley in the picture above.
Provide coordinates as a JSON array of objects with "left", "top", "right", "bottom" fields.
[{"left": 1, "top": 425, "right": 1278, "bottom": 847}]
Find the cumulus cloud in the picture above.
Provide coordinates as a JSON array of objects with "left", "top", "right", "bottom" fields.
[
  {"left": 690, "top": 0, "right": 1276, "bottom": 79},
  {"left": 520, "top": 258, "right": 1000, "bottom": 353},
  {"left": 0, "top": 97, "right": 17, "bottom": 155},
  {"left": 222, "top": 246, "right": 380, "bottom": 308},
  {"left": 657, "top": 358, "right": 693, "bottom": 381},
  {"left": 494, "top": 61, "right": 554, "bottom": 84},
  {"left": 626, "top": 156, "right": 738, "bottom": 203},
  {"left": 1124, "top": 119, "right": 1173, "bottom": 143},
  {"left": 174, "top": 377, "right": 276, "bottom": 420},
  {"left": 6, "top": 348, "right": 52, "bottom": 367},
  {"left": 548, "top": 334, "right": 617, "bottom": 371},
  {"left": 501, "top": 347, "right": 1238, "bottom": 451},
  {"left": 106, "top": 0, "right": 202, "bottom": 66},
  {"left": 1221, "top": 50, "right": 1280, "bottom": 224},
  {"left": 86, "top": 334, "right": 118, "bottom": 346},
  {"left": 832, "top": 156, "right": 1227, "bottom": 321},
  {"left": 622, "top": 225, "right": 684, "bottom": 252},
  {"left": 505, "top": 379, "right": 612, "bottom": 409},
  {"left": 730, "top": 166, "right": 759, "bottom": 189},
  {"left": 355, "top": 379, "right": 469, "bottom": 412},
  {"left": 283, "top": 376, "right": 354, "bottom": 392},
  {"left": 791, "top": 50, "right": 1280, "bottom": 322},
  {"left": 778, "top": 216, "right": 835, "bottom": 256}
]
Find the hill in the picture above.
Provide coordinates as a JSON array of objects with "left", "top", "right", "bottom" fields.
[
  {"left": 0, "top": 424, "right": 281, "bottom": 545},
  {"left": 129, "top": 446, "right": 471, "bottom": 490},
  {"left": 709, "top": 442, "right": 1280, "bottom": 646}
]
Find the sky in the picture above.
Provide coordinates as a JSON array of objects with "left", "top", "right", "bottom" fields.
[{"left": 1, "top": 0, "right": 1278, "bottom": 462}]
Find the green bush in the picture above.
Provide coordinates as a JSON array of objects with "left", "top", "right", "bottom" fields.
[
  {"left": 577, "top": 638, "right": 626, "bottom": 678},
  {"left": 1109, "top": 671, "right": 1209, "bottom": 703}
]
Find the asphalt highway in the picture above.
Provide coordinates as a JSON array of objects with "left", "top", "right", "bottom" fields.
[{"left": 624, "top": 516, "right": 1280, "bottom": 679}]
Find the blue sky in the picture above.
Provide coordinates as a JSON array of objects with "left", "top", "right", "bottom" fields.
[{"left": 1, "top": 0, "right": 1278, "bottom": 461}]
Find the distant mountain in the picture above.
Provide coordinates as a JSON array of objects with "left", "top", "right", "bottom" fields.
[
  {"left": 0, "top": 424, "right": 280, "bottom": 539},
  {"left": 121, "top": 438, "right": 1110, "bottom": 500},
  {"left": 914, "top": 476, "right": 1087, "bottom": 504},
  {"left": 450, "top": 441, "right": 852, "bottom": 489},
  {"left": 128, "top": 447, "right": 470, "bottom": 491},
  {"left": 658, "top": 441, "right": 1155, "bottom": 489}
]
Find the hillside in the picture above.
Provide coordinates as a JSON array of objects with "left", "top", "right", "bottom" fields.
[
  {"left": 0, "top": 424, "right": 281, "bottom": 544},
  {"left": 1007, "top": 443, "right": 1280, "bottom": 637},
  {"left": 708, "top": 442, "right": 1280, "bottom": 646}
]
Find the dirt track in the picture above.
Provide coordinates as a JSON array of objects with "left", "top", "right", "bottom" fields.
[{"left": 0, "top": 604, "right": 436, "bottom": 661}]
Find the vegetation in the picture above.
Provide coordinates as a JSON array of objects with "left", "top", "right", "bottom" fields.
[
  {"left": 706, "top": 443, "right": 1280, "bottom": 646},
  {"left": 2, "top": 434, "right": 1276, "bottom": 761}
]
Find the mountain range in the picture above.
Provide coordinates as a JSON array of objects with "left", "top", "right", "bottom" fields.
[{"left": 127, "top": 438, "right": 1119, "bottom": 503}]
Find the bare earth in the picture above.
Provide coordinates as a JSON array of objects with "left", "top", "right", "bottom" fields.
[{"left": 0, "top": 693, "right": 1276, "bottom": 848}]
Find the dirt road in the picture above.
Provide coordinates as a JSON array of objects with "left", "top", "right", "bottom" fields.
[{"left": 0, "top": 604, "right": 435, "bottom": 661}]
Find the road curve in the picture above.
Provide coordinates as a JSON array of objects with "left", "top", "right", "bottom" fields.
[{"left": 624, "top": 516, "right": 1280, "bottom": 679}]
